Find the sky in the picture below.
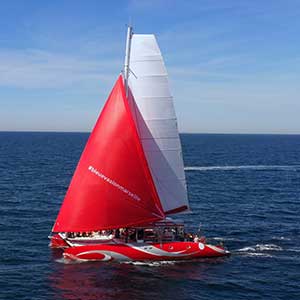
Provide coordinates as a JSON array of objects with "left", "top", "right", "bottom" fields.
[{"left": 1, "top": 0, "right": 300, "bottom": 133}]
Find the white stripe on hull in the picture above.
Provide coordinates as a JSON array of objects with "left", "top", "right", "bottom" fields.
[{"left": 64, "top": 242, "right": 229, "bottom": 262}]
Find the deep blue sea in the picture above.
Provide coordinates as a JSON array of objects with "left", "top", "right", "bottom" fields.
[{"left": 1, "top": 132, "right": 300, "bottom": 300}]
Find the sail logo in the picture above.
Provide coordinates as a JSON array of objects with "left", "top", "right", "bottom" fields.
[{"left": 88, "top": 165, "right": 141, "bottom": 202}]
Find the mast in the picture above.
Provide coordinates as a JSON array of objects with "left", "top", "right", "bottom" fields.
[{"left": 124, "top": 25, "right": 133, "bottom": 97}]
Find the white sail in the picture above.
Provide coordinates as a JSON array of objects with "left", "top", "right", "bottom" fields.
[{"left": 128, "top": 34, "right": 189, "bottom": 214}]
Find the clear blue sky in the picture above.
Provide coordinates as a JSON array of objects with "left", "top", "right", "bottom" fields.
[{"left": 1, "top": 0, "right": 300, "bottom": 133}]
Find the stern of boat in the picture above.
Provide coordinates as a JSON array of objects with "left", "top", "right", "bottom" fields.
[{"left": 49, "top": 233, "right": 69, "bottom": 248}]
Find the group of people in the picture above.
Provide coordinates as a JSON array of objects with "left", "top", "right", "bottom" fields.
[
  {"left": 65, "top": 228, "right": 131, "bottom": 240},
  {"left": 66, "top": 230, "right": 114, "bottom": 239},
  {"left": 65, "top": 228, "right": 206, "bottom": 243}
]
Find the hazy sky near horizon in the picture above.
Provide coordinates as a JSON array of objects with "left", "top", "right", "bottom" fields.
[{"left": 1, "top": 1, "right": 300, "bottom": 133}]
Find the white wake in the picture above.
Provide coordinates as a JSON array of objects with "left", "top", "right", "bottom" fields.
[
  {"left": 124, "top": 260, "right": 176, "bottom": 267},
  {"left": 236, "top": 244, "right": 283, "bottom": 252},
  {"left": 233, "top": 243, "right": 283, "bottom": 258}
]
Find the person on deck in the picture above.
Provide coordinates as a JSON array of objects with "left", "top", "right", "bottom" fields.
[
  {"left": 123, "top": 228, "right": 129, "bottom": 243},
  {"left": 193, "top": 235, "right": 199, "bottom": 243}
]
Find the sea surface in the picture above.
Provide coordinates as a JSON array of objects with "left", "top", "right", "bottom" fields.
[{"left": 1, "top": 132, "right": 300, "bottom": 300}]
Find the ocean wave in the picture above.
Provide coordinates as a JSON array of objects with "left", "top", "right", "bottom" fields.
[
  {"left": 236, "top": 244, "right": 283, "bottom": 252},
  {"left": 288, "top": 248, "right": 300, "bottom": 253},
  {"left": 271, "top": 236, "right": 291, "bottom": 241},
  {"left": 243, "top": 253, "right": 274, "bottom": 258},
  {"left": 255, "top": 244, "right": 283, "bottom": 251},
  {"left": 211, "top": 237, "right": 242, "bottom": 242},
  {"left": 233, "top": 244, "right": 283, "bottom": 258},
  {"left": 184, "top": 165, "right": 300, "bottom": 171},
  {"left": 55, "top": 258, "right": 87, "bottom": 264},
  {"left": 124, "top": 260, "right": 176, "bottom": 267},
  {"left": 235, "top": 246, "right": 256, "bottom": 252}
]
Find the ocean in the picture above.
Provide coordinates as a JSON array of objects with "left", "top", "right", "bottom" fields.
[{"left": 1, "top": 132, "right": 299, "bottom": 300}]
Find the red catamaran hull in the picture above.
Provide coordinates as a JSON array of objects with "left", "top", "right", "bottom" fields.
[{"left": 63, "top": 242, "right": 230, "bottom": 262}]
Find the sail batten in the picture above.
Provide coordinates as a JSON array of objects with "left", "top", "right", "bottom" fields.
[{"left": 128, "top": 34, "right": 189, "bottom": 214}]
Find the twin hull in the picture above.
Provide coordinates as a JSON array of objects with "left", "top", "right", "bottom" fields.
[{"left": 63, "top": 241, "right": 230, "bottom": 262}]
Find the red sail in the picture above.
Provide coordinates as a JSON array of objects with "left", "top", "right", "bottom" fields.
[{"left": 53, "top": 76, "right": 165, "bottom": 232}]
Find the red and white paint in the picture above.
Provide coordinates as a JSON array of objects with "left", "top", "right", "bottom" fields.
[{"left": 62, "top": 241, "right": 230, "bottom": 262}]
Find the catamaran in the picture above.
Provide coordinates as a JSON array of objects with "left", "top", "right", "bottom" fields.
[{"left": 49, "top": 27, "right": 230, "bottom": 262}]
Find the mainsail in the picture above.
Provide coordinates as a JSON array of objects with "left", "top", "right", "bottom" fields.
[
  {"left": 128, "top": 34, "right": 189, "bottom": 214},
  {"left": 53, "top": 76, "right": 165, "bottom": 232}
]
